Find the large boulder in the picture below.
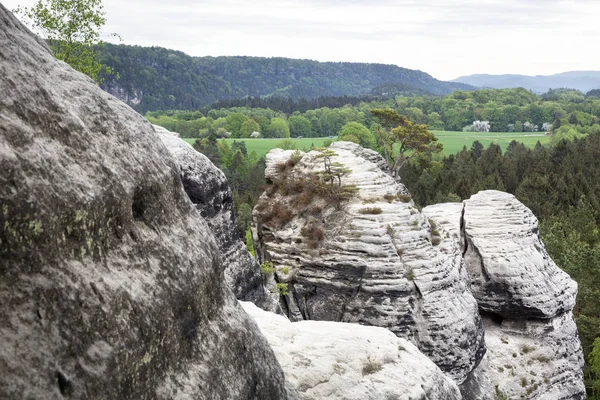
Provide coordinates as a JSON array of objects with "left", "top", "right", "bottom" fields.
[
  {"left": 253, "top": 142, "right": 485, "bottom": 383},
  {"left": 461, "top": 190, "right": 577, "bottom": 319},
  {"left": 157, "top": 130, "right": 278, "bottom": 311},
  {"left": 424, "top": 192, "right": 585, "bottom": 399},
  {"left": 0, "top": 4, "right": 293, "bottom": 399},
  {"left": 241, "top": 301, "right": 462, "bottom": 400}
]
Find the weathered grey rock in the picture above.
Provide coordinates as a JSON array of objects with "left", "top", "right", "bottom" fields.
[
  {"left": 462, "top": 190, "right": 577, "bottom": 319},
  {"left": 254, "top": 142, "right": 484, "bottom": 383},
  {"left": 0, "top": 4, "right": 293, "bottom": 399},
  {"left": 461, "top": 314, "right": 585, "bottom": 400},
  {"left": 424, "top": 193, "right": 585, "bottom": 399},
  {"left": 158, "top": 130, "right": 278, "bottom": 311},
  {"left": 241, "top": 301, "right": 462, "bottom": 400}
]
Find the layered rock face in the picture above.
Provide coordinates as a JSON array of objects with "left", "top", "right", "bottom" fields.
[
  {"left": 157, "top": 129, "right": 277, "bottom": 311},
  {"left": 424, "top": 192, "right": 585, "bottom": 399},
  {"left": 254, "top": 142, "right": 585, "bottom": 397},
  {"left": 0, "top": 5, "right": 293, "bottom": 399},
  {"left": 241, "top": 301, "right": 462, "bottom": 400},
  {"left": 254, "top": 142, "right": 485, "bottom": 383}
]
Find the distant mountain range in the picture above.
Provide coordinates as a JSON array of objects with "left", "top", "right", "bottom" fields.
[
  {"left": 453, "top": 71, "right": 600, "bottom": 94},
  {"left": 98, "top": 43, "right": 474, "bottom": 113}
]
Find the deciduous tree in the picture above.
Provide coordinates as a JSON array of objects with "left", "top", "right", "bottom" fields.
[{"left": 15, "top": 0, "right": 118, "bottom": 83}]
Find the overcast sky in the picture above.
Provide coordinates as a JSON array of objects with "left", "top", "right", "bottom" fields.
[{"left": 5, "top": 0, "right": 599, "bottom": 80}]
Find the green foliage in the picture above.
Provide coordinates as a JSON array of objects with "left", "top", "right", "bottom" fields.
[
  {"left": 260, "top": 261, "right": 275, "bottom": 275},
  {"left": 288, "top": 115, "right": 313, "bottom": 137},
  {"left": 245, "top": 228, "right": 255, "bottom": 257},
  {"left": 590, "top": 339, "right": 600, "bottom": 394},
  {"left": 371, "top": 108, "right": 443, "bottom": 177},
  {"left": 275, "top": 139, "right": 296, "bottom": 150},
  {"left": 276, "top": 283, "right": 289, "bottom": 296},
  {"left": 15, "top": 0, "right": 118, "bottom": 83},
  {"left": 339, "top": 121, "right": 375, "bottom": 148},
  {"left": 269, "top": 117, "right": 291, "bottom": 138}
]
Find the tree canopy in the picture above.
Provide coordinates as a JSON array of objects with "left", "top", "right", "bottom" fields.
[
  {"left": 371, "top": 108, "right": 442, "bottom": 177},
  {"left": 15, "top": 0, "right": 117, "bottom": 83}
]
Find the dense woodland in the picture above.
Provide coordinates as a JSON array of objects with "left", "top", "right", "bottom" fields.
[{"left": 97, "top": 43, "right": 472, "bottom": 113}]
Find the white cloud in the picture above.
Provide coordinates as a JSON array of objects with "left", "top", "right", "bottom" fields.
[{"left": 4, "top": 0, "right": 599, "bottom": 80}]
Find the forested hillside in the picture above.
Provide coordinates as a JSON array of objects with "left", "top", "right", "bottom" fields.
[{"left": 97, "top": 43, "right": 474, "bottom": 113}]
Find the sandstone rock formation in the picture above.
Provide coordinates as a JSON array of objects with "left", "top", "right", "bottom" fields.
[
  {"left": 0, "top": 4, "right": 294, "bottom": 399},
  {"left": 241, "top": 301, "right": 462, "bottom": 400},
  {"left": 254, "top": 142, "right": 585, "bottom": 398},
  {"left": 253, "top": 142, "right": 485, "bottom": 383},
  {"left": 424, "top": 192, "right": 585, "bottom": 399},
  {"left": 157, "top": 130, "right": 278, "bottom": 311}
]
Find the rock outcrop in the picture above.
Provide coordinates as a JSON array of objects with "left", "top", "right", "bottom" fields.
[
  {"left": 424, "top": 192, "right": 585, "bottom": 399},
  {"left": 253, "top": 142, "right": 485, "bottom": 383},
  {"left": 157, "top": 130, "right": 278, "bottom": 311},
  {"left": 254, "top": 142, "right": 585, "bottom": 397},
  {"left": 0, "top": 4, "right": 293, "bottom": 399},
  {"left": 241, "top": 301, "right": 462, "bottom": 400}
]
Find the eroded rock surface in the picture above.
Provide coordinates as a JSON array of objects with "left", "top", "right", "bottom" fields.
[
  {"left": 158, "top": 130, "right": 277, "bottom": 311},
  {"left": 424, "top": 193, "right": 585, "bottom": 399},
  {"left": 462, "top": 190, "right": 577, "bottom": 319},
  {"left": 255, "top": 140, "right": 585, "bottom": 397},
  {"left": 0, "top": 5, "right": 292, "bottom": 399},
  {"left": 254, "top": 142, "right": 484, "bottom": 383},
  {"left": 241, "top": 301, "right": 462, "bottom": 400}
]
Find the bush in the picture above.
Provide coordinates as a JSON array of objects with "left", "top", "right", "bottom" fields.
[
  {"left": 276, "top": 283, "right": 289, "bottom": 296},
  {"left": 521, "top": 345, "right": 535, "bottom": 354},
  {"left": 383, "top": 193, "right": 396, "bottom": 203},
  {"left": 261, "top": 261, "right": 275, "bottom": 275},
  {"left": 362, "top": 355, "right": 383, "bottom": 376},
  {"left": 359, "top": 207, "right": 383, "bottom": 215},
  {"left": 301, "top": 223, "right": 325, "bottom": 249},
  {"left": 258, "top": 201, "right": 293, "bottom": 227},
  {"left": 396, "top": 193, "right": 412, "bottom": 203}
]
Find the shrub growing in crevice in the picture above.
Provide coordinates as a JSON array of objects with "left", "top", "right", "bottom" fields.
[{"left": 359, "top": 207, "right": 383, "bottom": 215}]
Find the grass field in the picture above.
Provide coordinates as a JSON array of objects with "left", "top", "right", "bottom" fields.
[
  {"left": 183, "top": 132, "right": 551, "bottom": 158},
  {"left": 183, "top": 137, "right": 334, "bottom": 158},
  {"left": 432, "top": 131, "right": 551, "bottom": 154}
]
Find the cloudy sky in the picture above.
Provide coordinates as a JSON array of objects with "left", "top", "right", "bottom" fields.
[{"left": 5, "top": 0, "right": 599, "bottom": 80}]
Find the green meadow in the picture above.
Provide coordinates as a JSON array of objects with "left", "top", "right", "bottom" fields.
[
  {"left": 183, "top": 137, "right": 334, "bottom": 158},
  {"left": 432, "top": 131, "right": 551, "bottom": 154},
  {"left": 183, "top": 132, "right": 551, "bottom": 158}
]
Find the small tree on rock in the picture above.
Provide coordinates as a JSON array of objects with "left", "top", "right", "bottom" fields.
[
  {"left": 315, "top": 149, "right": 355, "bottom": 207},
  {"left": 371, "top": 108, "right": 443, "bottom": 178}
]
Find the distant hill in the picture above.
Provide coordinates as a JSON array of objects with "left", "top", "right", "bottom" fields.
[
  {"left": 98, "top": 43, "right": 474, "bottom": 113},
  {"left": 453, "top": 71, "right": 600, "bottom": 94}
]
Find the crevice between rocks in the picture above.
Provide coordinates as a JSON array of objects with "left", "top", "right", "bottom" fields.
[{"left": 460, "top": 203, "right": 490, "bottom": 283}]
